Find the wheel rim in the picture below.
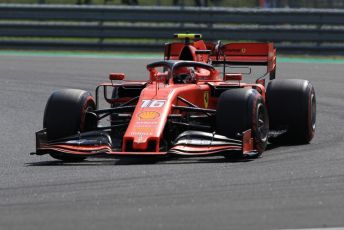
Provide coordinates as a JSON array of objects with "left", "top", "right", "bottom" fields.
[{"left": 257, "top": 103, "right": 269, "bottom": 142}]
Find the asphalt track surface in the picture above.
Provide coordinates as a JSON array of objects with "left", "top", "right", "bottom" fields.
[{"left": 0, "top": 54, "right": 343, "bottom": 230}]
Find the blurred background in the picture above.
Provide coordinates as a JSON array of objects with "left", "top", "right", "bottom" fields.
[
  {"left": 1, "top": 0, "right": 344, "bottom": 54},
  {"left": 0, "top": 0, "right": 343, "bottom": 8}
]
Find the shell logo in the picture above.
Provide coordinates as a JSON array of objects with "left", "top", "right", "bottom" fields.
[{"left": 138, "top": 111, "right": 160, "bottom": 120}]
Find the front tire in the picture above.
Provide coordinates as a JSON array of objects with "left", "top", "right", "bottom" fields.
[
  {"left": 216, "top": 88, "right": 269, "bottom": 157},
  {"left": 43, "top": 89, "right": 96, "bottom": 162}
]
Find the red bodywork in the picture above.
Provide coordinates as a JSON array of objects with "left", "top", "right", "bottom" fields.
[{"left": 35, "top": 37, "right": 276, "bottom": 159}]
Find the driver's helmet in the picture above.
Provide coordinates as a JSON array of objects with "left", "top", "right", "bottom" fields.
[{"left": 173, "top": 67, "right": 195, "bottom": 84}]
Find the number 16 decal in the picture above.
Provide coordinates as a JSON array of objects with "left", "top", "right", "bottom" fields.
[{"left": 141, "top": 100, "right": 166, "bottom": 108}]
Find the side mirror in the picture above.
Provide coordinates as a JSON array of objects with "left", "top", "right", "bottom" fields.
[
  {"left": 109, "top": 73, "right": 125, "bottom": 81},
  {"left": 224, "top": 73, "right": 242, "bottom": 81},
  {"left": 256, "top": 79, "right": 266, "bottom": 87}
]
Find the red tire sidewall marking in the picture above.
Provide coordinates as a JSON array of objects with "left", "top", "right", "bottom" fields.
[
  {"left": 307, "top": 86, "right": 315, "bottom": 141},
  {"left": 80, "top": 95, "right": 95, "bottom": 132}
]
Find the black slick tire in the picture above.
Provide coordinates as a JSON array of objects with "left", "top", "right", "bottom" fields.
[
  {"left": 216, "top": 88, "right": 269, "bottom": 157},
  {"left": 43, "top": 89, "right": 96, "bottom": 162},
  {"left": 266, "top": 79, "right": 316, "bottom": 144}
]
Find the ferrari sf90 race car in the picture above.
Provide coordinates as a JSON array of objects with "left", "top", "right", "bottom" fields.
[{"left": 32, "top": 34, "right": 316, "bottom": 162}]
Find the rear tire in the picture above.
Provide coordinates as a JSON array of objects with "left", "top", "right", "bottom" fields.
[
  {"left": 43, "top": 89, "right": 96, "bottom": 162},
  {"left": 216, "top": 88, "right": 269, "bottom": 157},
  {"left": 266, "top": 79, "right": 316, "bottom": 144}
]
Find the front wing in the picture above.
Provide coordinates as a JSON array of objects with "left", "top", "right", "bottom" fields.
[{"left": 32, "top": 129, "right": 258, "bottom": 158}]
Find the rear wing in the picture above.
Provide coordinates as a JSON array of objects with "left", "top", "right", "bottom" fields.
[
  {"left": 164, "top": 42, "right": 184, "bottom": 60},
  {"left": 210, "top": 43, "right": 276, "bottom": 79},
  {"left": 164, "top": 40, "right": 209, "bottom": 62}
]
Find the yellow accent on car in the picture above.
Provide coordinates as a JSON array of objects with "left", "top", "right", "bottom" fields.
[
  {"left": 204, "top": 91, "right": 209, "bottom": 109},
  {"left": 174, "top": 33, "right": 202, "bottom": 39}
]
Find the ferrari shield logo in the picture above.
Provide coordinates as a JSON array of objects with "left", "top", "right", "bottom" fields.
[{"left": 204, "top": 91, "right": 209, "bottom": 108}]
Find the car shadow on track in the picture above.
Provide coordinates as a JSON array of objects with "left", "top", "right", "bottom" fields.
[
  {"left": 116, "top": 157, "right": 254, "bottom": 165},
  {"left": 266, "top": 135, "right": 308, "bottom": 151},
  {"left": 27, "top": 138, "right": 303, "bottom": 166},
  {"left": 26, "top": 159, "right": 118, "bottom": 166},
  {"left": 26, "top": 155, "right": 255, "bottom": 167}
]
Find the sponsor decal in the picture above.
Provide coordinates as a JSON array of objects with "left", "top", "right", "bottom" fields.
[
  {"left": 134, "top": 127, "right": 152, "bottom": 133},
  {"left": 227, "top": 48, "right": 246, "bottom": 54},
  {"left": 137, "top": 134, "right": 143, "bottom": 143},
  {"left": 129, "top": 132, "right": 152, "bottom": 136},
  {"left": 135, "top": 121, "right": 158, "bottom": 125},
  {"left": 141, "top": 100, "right": 166, "bottom": 108},
  {"left": 138, "top": 111, "right": 160, "bottom": 120},
  {"left": 204, "top": 91, "right": 209, "bottom": 109}
]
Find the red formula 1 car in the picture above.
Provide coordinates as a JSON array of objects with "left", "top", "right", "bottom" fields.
[{"left": 32, "top": 34, "right": 316, "bottom": 162}]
